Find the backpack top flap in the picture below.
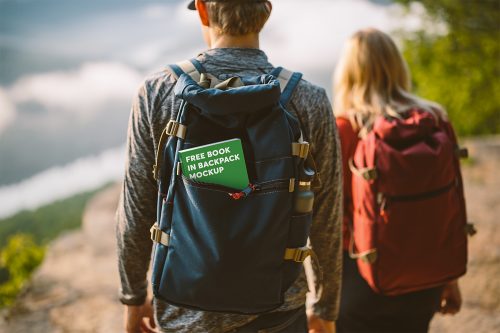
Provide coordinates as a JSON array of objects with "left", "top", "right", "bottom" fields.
[
  {"left": 373, "top": 109, "right": 438, "bottom": 147},
  {"left": 174, "top": 73, "right": 281, "bottom": 116}
]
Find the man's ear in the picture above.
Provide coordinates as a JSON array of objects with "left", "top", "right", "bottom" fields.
[
  {"left": 196, "top": 0, "right": 210, "bottom": 27},
  {"left": 265, "top": 0, "right": 272, "bottom": 12}
]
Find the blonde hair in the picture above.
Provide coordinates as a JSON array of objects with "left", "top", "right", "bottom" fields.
[
  {"left": 333, "top": 28, "right": 445, "bottom": 131},
  {"left": 206, "top": 1, "right": 271, "bottom": 36}
]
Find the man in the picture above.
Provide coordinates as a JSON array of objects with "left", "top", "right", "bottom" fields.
[{"left": 116, "top": 0, "right": 342, "bottom": 332}]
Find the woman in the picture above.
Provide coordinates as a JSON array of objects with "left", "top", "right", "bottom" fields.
[{"left": 333, "top": 28, "right": 463, "bottom": 332}]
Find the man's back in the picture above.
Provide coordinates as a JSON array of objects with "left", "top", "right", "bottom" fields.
[{"left": 117, "top": 47, "right": 342, "bottom": 332}]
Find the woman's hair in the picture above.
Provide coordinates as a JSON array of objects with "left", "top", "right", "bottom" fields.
[
  {"left": 333, "top": 28, "right": 446, "bottom": 130},
  {"left": 206, "top": 1, "right": 272, "bottom": 36}
]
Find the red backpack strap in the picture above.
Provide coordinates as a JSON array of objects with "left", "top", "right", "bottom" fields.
[
  {"left": 441, "top": 120, "right": 469, "bottom": 159},
  {"left": 336, "top": 116, "right": 361, "bottom": 250},
  {"left": 441, "top": 119, "right": 474, "bottom": 235}
]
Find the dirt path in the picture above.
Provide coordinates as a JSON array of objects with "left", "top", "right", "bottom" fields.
[
  {"left": 1, "top": 137, "right": 499, "bottom": 332},
  {"left": 430, "top": 136, "right": 500, "bottom": 332}
]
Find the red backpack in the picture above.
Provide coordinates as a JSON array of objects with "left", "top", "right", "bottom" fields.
[{"left": 349, "top": 109, "right": 470, "bottom": 295}]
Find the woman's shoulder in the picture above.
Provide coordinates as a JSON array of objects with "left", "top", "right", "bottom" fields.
[{"left": 335, "top": 116, "right": 358, "bottom": 138}]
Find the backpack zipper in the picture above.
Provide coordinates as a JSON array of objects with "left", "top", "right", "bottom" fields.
[
  {"left": 378, "top": 180, "right": 457, "bottom": 219},
  {"left": 383, "top": 180, "right": 457, "bottom": 202},
  {"left": 181, "top": 176, "right": 290, "bottom": 198}
]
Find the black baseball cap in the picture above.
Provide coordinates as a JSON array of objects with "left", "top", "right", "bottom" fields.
[{"left": 188, "top": 0, "right": 268, "bottom": 10}]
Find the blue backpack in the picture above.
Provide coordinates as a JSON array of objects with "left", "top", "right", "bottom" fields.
[{"left": 150, "top": 59, "right": 316, "bottom": 314}]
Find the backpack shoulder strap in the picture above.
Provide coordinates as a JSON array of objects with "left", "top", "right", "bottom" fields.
[
  {"left": 270, "top": 67, "right": 303, "bottom": 106},
  {"left": 167, "top": 58, "right": 205, "bottom": 82},
  {"left": 154, "top": 59, "right": 204, "bottom": 180}
]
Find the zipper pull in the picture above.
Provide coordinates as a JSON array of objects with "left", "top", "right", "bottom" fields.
[{"left": 228, "top": 184, "right": 257, "bottom": 200}]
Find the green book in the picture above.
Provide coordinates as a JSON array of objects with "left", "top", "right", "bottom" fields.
[{"left": 179, "top": 138, "right": 249, "bottom": 190}]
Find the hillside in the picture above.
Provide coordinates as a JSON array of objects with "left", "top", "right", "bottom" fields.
[
  {"left": 0, "top": 185, "right": 123, "bottom": 333},
  {"left": 1, "top": 137, "right": 499, "bottom": 332}
]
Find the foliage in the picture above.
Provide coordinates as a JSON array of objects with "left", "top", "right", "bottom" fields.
[
  {"left": 0, "top": 189, "right": 101, "bottom": 248},
  {"left": 0, "top": 234, "right": 45, "bottom": 307},
  {"left": 0, "top": 186, "right": 105, "bottom": 307},
  {"left": 395, "top": 0, "right": 500, "bottom": 136}
]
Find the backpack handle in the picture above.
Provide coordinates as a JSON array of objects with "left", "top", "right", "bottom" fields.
[{"left": 167, "top": 61, "right": 303, "bottom": 106}]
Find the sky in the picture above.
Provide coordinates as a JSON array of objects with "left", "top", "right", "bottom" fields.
[{"left": 0, "top": 0, "right": 426, "bottom": 218}]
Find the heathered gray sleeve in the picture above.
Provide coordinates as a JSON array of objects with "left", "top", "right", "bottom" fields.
[
  {"left": 290, "top": 85, "right": 343, "bottom": 321},
  {"left": 115, "top": 82, "right": 157, "bottom": 305}
]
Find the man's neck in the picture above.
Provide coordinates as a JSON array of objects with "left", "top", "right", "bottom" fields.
[{"left": 209, "top": 32, "right": 260, "bottom": 49}]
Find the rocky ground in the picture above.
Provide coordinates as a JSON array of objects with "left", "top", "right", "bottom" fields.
[{"left": 0, "top": 137, "right": 499, "bottom": 333}]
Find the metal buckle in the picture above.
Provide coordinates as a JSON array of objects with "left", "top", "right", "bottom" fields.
[
  {"left": 456, "top": 147, "right": 469, "bottom": 159},
  {"left": 362, "top": 168, "right": 378, "bottom": 181},
  {"left": 293, "top": 142, "right": 310, "bottom": 159},
  {"left": 465, "top": 223, "right": 477, "bottom": 237},
  {"left": 360, "top": 250, "right": 378, "bottom": 264},
  {"left": 293, "top": 247, "right": 311, "bottom": 262},
  {"left": 298, "top": 143, "right": 309, "bottom": 158},
  {"left": 165, "top": 120, "right": 179, "bottom": 136}
]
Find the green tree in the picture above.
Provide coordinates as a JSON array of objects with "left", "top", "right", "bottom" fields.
[
  {"left": 396, "top": 0, "right": 500, "bottom": 136},
  {"left": 0, "top": 234, "right": 45, "bottom": 307}
]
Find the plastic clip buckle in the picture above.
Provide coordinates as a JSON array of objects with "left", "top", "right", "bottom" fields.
[{"left": 150, "top": 225, "right": 162, "bottom": 243}]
